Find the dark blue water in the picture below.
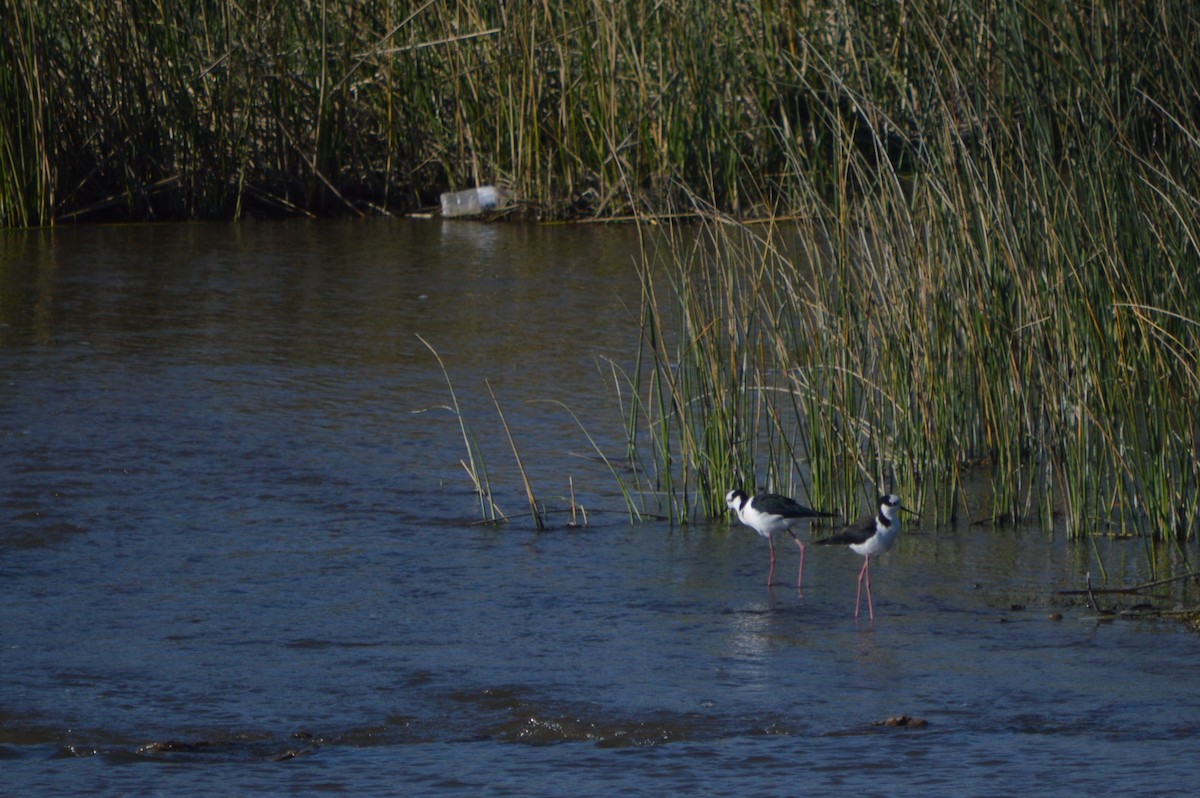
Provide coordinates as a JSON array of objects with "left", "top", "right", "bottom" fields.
[{"left": 2, "top": 221, "right": 1198, "bottom": 796}]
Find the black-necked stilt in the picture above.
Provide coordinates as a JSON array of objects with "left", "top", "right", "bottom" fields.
[
  {"left": 814, "top": 494, "right": 904, "bottom": 620},
  {"left": 726, "top": 489, "right": 836, "bottom": 588}
]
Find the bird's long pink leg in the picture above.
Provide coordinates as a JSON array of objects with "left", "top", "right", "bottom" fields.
[
  {"left": 767, "top": 535, "right": 776, "bottom": 586},
  {"left": 786, "top": 530, "right": 806, "bottom": 589},
  {"left": 854, "top": 557, "right": 870, "bottom": 618},
  {"left": 796, "top": 540, "right": 806, "bottom": 590},
  {"left": 863, "top": 557, "right": 875, "bottom": 620}
]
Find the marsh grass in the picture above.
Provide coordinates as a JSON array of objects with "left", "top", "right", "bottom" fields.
[
  {"left": 533, "top": 398, "right": 645, "bottom": 524},
  {"left": 487, "top": 380, "right": 545, "bottom": 531},
  {"left": 7, "top": 3, "right": 1199, "bottom": 548},
  {"left": 18, "top": 1, "right": 1184, "bottom": 225},
  {"left": 617, "top": 4, "right": 1200, "bottom": 545},
  {"left": 418, "top": 335, "right": 505, "bottom": 523}
]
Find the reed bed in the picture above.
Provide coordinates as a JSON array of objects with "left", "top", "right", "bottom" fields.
[
  {"left": 4, "top": 0, "right": 805, "bottom": 223},
  {"left": 616, "top": 3, "right": 1200, "bottom": 545},
  {"left": 5, "top": 2, "right": 1199, "bottom": 546},
  {"left": 6, "top": 2, "right": 1184, "bottom": 227}
]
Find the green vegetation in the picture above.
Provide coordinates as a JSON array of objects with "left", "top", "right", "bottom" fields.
[
  {"left": 4, "top": 0, "right": 827, "bottom": 223},
  {"left": 609, "top": 3, "right": 1200, "bottom": 546},
  {"left": 4, "top": 2, "right": 1187, "bottom": 227},
  {"left": 5, "top": 2, "right": 1198, "bottom": 546},
  {"left": 419, "top": 334, "right": 506, "bottom": 524}
]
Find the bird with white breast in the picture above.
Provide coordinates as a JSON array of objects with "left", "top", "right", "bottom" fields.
[
  {"left": 726, "top": 488, "right": 836, "bottom": 588},
  {"left": 814, "top": 494, "right": 905, "bottom": 620}
]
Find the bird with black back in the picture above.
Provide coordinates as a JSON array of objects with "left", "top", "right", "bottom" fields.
[{"left": 726, "top": 489, "right": 836, "bottom": 588}]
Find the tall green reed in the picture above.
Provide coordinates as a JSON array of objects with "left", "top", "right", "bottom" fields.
[
  {"left": 616, "top": 1, "right": 1200, "bottom": 545},
  {"left": 0, "top": 0, "right": 1010, "bottom": 225},
  {"left": 418, "top": 336, "right": 505, "bottom": 524}
]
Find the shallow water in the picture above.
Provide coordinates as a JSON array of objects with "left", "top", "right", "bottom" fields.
[{"left": 2, "top": 220, "right": 1198, "bottom": 796}]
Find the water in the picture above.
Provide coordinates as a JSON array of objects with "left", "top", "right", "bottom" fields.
[{"left": 2, "top": 220, "right": 1198, "bottom": 796}]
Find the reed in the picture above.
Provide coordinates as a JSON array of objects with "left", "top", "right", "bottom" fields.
[
  {"left": 487, "top": 380, "right": 545, "bottom": 531},
  {"left": 0, "top": 1, "right": 1097, "bottom": 224},
  {"left": 532, "top": 398, "right": 645, "bottom": 524},
  {"left": 613, "top": 2, "right": 1200, "bottom": 545},
  {"left": 417, "top": 335, "right": 505, "bottom": 524},
  {"left": 7, "top": 2, "right": 1198, "bottom": 226}
]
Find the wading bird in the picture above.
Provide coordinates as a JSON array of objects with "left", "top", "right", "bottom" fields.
[
  {"left": 726, "top": 489, "right": 836, "bottom": 588},
  {"left": 814, "top": 494, "right": 905, "bottom": 620}
]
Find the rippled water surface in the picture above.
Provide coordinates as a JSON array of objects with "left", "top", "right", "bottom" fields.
[{"left": 2, "top": 220, "right": 1198, "bottom": 796}]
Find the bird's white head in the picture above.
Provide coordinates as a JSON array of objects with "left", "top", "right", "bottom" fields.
[{"left": 726, "top": 489, "right": 749, "bottom": 512}]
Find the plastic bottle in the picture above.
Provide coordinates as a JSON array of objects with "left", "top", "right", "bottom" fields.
[{"left": 439, "top": 185, "right": 508, "bottom": 217}]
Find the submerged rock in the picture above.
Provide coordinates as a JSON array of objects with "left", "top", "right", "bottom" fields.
[{"left": 873, "top": 715, "right": 928, "bottom": 728}]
